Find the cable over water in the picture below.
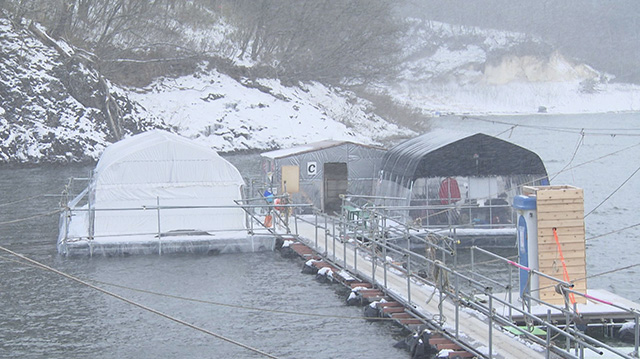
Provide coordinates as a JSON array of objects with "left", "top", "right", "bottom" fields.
[{"left": 0, "top": 246, "right": 280, "bottom": 359}]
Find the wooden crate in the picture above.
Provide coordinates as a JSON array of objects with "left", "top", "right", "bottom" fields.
[{"left": 523, "top": 186, "right": 587, "bottom": 305}]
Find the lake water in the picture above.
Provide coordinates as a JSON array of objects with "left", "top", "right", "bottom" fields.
[{"left": 1, "top": 112, "right": 639, "bottom": 358}]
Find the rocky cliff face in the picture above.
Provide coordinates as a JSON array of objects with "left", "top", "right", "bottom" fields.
[{"left": 0, "top": 17, "right": 166, "bottom": 164}]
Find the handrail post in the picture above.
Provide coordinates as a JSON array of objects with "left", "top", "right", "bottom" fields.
[
  {"left": 470, "top": 246, "right": 475, "bottom": 282},
  {"left": 454, "top": 239, "right": 460, "bottom": 339},
  {"left": 332, "top": 219, "right": 336, "bottom": 262},
  {"left": 488, "top": 294, "right": 493, "bottom": 359},
  {"left": 343, "top": 217, "right": 347, "bottom": 269},
  {"left": 314, "top": 211, "right": 318, "bottom": 249},
  {"left": 371, "top": 237, "right": 376, "bottom": 286},
  {"left": 634, "top": 312, "right": 639, "bottom": 358},
  {"left": 508, "top": 262, "right": 513, "bottom": 321},
  {"left": 546, "top": 310, "right": 552, "bottom": 359},
  {"left": 383, "top": 232, "right": 388, "bottom": 289},
  {"left": 157, "top": 196, "right": 162, "bottom": 256},
  {"left": 407, "top": 254, "right": 411, "bottom": 305},
  {"left": 354, "top": 240, "right": 358, "bottom": 272},
  {"left": 324, "top": 214, "right": 328, "bottom": 256}
]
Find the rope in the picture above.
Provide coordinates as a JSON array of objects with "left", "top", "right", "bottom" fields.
[
  {"left": 0, "top": 255, "right": 399, "bottom": 322},
  {"left": 0, "top": 194, "right": 44, "bottom": 207},
  {"left": 584, "top": 164, "right": 640, "bottom": 218},
  {"left": 0, "top": 208, "right": 63, "bottom": 225},
  {"left": 552, "top": 228, "right": 576, "bottom": 305},
  {"left": 550, "top": 129, "right": 584, "bottom": 182},
  {"left": 0, "top": 247, "right": 279, "bottom": 359},
  {"left": 463, "top": 116, "right": 640, "bottom": 137},
  {"left": 585, "top": 221, "right": 640, "bottom": 241}
]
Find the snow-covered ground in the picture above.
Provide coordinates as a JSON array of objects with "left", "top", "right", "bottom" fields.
[
  {"left": 384, "top": 20, "right": 640, "bottom": 116},
  {"left": 1, "top": 15, "right": 639, "bottom": 163},
  {"left": 128, "top": 68, "right": 414, "bottom": 151}
]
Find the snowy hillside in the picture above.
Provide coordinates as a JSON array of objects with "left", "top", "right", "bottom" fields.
[
  {"left": 384, "top": 19, "right": 640, "bottom": 115},
  {"left": 128, "top": 68, "right": 413, "bottom": 152},
  {"left": 0, "top": 18, "right": 165, "bottom": 163},
  {"left": 0, "top": 17, "right": 412, "bottom": 164},
  {"left": 1, "top": 14, "right": 639, "bottom": 164}
]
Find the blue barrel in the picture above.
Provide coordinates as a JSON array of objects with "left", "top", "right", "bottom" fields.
[{"left": 513, "top": 195, "right": 538, "bottom": 298}]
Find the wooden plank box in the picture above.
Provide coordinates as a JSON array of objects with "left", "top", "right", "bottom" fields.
[{"left": 523, "top": 185, "right": 587, "bottom": 305}]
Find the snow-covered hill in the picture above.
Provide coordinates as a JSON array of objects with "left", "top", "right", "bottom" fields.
[
  {"left": 1, "top": 15, "right": 638, "bottom": 164},
  {"left": 128, "top": 68, "right": 413, "bottom": 152},
  {"left": 384, "top": 19, "right": 640, "bottom": 115},
  {"left": 0, "top": 18, "right": 165, "bottom": 163}
]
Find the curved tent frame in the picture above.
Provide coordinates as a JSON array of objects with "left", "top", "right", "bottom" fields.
[
  {"left": 380, "top": 132, "right": 547, "bottom": 181},
  {"left": 377, "top": 131, "right": 549, "bottom": 227}
]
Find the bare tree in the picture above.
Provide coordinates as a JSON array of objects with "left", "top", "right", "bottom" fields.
[{"left": 223, "top": 0, "right": 404, "bottom": 85}]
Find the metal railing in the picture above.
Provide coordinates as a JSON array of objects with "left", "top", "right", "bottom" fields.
[
  {"left": 59, "top": 182, "right": 310, "bottom": 256},
  {"left": 290, "top": 201, "right": 640, "bottom": 359}
]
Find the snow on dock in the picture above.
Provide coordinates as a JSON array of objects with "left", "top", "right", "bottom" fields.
[{"left": 289, "top": 217, "right": 546, "bottom": 359}]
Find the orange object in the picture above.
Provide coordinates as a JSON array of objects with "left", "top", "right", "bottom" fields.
[
  {"left": 552, "top": 227, "right": 576, "bottom": 305},
  {"left": 264, "top": 215, "right": 272, "bottom": 228}
]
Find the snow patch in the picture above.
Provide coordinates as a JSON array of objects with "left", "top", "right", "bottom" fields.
[
  {"left": 128, "top": 69, "right": 414, "bottom": 152},
  {"left": 281, "top": 240, "right": 294, "bottom": 248}
]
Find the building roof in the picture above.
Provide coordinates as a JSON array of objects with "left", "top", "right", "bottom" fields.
[
  {"left": 260, "top": 140, "right": 384, "bottom": 159},
  {"left": 381, "top": 131, "right": 547, "bottom": 180}
]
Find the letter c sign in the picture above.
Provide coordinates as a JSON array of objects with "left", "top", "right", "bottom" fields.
[{"left": 307, "top": 162, "right": 317, "bottom": 176}]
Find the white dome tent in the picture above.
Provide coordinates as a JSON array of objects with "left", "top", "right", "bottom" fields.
[{"left": 58, "top": 130, "right": 271, "bottom": 256}]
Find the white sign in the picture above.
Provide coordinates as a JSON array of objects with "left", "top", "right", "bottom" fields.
[{"left": 307, "top": 161, "right": 318, "bottom": 176}]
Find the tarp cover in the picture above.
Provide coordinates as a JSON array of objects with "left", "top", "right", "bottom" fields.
[
  {"left": 380, "top": 131, "right": 547, "bottom": 180},
  {"left": 77, "top": 130, "right": 246, "bottom": 238}
]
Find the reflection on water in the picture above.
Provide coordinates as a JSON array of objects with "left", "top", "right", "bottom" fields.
[{"left": 0, "top": 165, "right": 405, "bottom": 358}]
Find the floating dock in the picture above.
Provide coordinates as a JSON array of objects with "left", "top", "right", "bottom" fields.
[
  {"left": 276, "top": 213, "right": 640, "bottom": 359},
  {"left": 283, "top": 220, "right": 545, "bottom": 358}
]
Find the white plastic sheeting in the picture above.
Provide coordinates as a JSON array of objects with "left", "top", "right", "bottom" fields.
[{"left": 59, "top": 130, "right": 248, "bottom": 254}]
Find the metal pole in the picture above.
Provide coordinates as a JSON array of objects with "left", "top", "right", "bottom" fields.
[
  {"left": 315, "top": 212, "right": 318, "bottom": 249},
  {"left": 471, "top": 247, "right": 475, "bottom": 281},
  {"left": 565, "top": 301, "right": 572, "bottom": 351},
  {"left": 635, "top": 313, "right": 639, "bottom": 358},
  {"left": 354, "top": 244, "right": 358, "bottom": 272},
  {"left": 342, "top": 213, "right": 347, "bottom": 268},
  {"left": 454, "top": 239, "right": 460, "bottom": 339},
  {"left": 546, "top": 310, "right": 552, "bottom": 359},
  {"left": 574, "top": 302, "right": 579, "bottom": 357},
  {"left": 407, "top": 254, "right": 411, "bottom": 305},
  {"left": 332, "top": 219, "right": 336, "bottom": 262},
  {"left": 439, "top": 265, "right": 444, "bottom": 324},
  {"left": 324, "top": 215, "right": 328, "bottom": 257},
  {"left": 383, "top": 232, "right": 388, "bottom": 289},
  {"left": 371, "top": 240, "right": 376, "bottom": 286},
  {"left": 488, "top": 294, "right": 493, "bottom": 359},
  {"left": 157, "top": 196, "right": 162, "bottom": 256},
  {"left": 508, "top": 263, "right": 513, "bottom": 321}
]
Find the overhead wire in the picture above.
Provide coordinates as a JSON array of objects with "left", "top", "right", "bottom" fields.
[
  {"left": 531, "top": 261, "right": 640, "bottom": 294},
  {"left": 0, "top": 254, "right": 399, "bottom": 322},
  {"left": 463, "top": 115, "right": 640, "bottom": 136},
  {"left": 0, "top": 194, "right": 45, "bottom": 207},
  {"left": 584, "top": 164, "right": 640, "bottom": 218},
  {"left": 0, "top": 208, "right": 63, "bottom": 225},
  {"left": 550, "top": 129, "right": 584, "bottom": 182},
  {"left": 585, "top": 221, "right": 640, "bottom": 241},
  {"left": 0, "top": 246, "right": 280, "bottom": 359}
]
